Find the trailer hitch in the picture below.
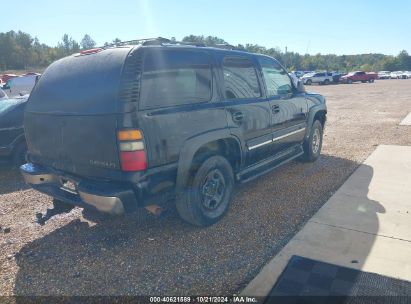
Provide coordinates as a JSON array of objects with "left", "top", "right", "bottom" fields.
[{"left": 36, "top": 199, "right": 74, "bottom": 225}]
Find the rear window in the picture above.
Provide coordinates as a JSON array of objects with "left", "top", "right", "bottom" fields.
[
  {"left": 139, "top": 50, "right": 212, "bottom": 109},
  {"left": 26, "top": 47, "right": 132, "bottom": 115}
]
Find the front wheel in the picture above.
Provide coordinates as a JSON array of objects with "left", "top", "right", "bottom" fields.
[
  {"left": 301, "top": 120, "right": 323, "bottom": 162},
  {"left": 324, "top": 79, "right": 330, "bottom": 85},
  {"left": 176, "top": 155, "right": 234, "bottom": 227},
  {"left": 347, "top": 79, "right": 353, "bottom": 84},
  {"left": 306, "top": 79, "right": 312, "bottom": 85}
]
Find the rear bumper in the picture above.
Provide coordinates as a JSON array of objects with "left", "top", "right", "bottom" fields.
[{"left": 20, "top": 163, "right": 138, "bottom": 214}]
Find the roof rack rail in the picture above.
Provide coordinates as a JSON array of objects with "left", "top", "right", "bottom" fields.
[
  {"left": 179, "top": 41, "right": 206, "bottom": 47},
  {"left": 100, "top": 37, "right": 246, "bottom": 51},
  {"left": 101, "top": 37, "right": 172, "bottom": 48},
  {"left": 213, "top": 43, "right": 245, "bottom": 51}
]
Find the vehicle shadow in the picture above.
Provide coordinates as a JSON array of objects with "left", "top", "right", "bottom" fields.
[
  {"left": 11, "top": 154, "right": 381, "bottom": 296},
  {"left": 277, "top": 162, "right": 386, "bottom": 297},
  {"left": 0, "top": 164, "right": 29, "bottom": 195}
]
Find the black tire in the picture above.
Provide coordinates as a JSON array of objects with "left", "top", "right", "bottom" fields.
[
  {"left": 12, "top": 141, "right": 27, "bottom": 166},
  {"left": 361, "top": 80, "right": 367, "bottom": 83},
  {"left": 324, "top": 79, "right": 330, "bottom": 85},
  {"left": 306, "top": 79, "right": 312, "bottom": 85},
  {"left": 176, "top": 155, "right": 234, "bottom": 227},
  {"left": 301, "top": 120, "right": 323, "bottom": 162},
  {"left": 347, "top": 79, "right": 353, "bottom": 84}
]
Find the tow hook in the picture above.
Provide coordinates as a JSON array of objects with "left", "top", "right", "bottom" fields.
[{"left": 35, "top": 200, "right": 74, "bottom": 225}]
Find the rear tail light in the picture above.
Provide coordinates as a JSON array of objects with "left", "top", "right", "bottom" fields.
[{"left": 117, "top": 129, "right": 147, "bottom": 172}]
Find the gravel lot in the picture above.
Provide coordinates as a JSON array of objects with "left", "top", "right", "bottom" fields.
[{"left": 1, "top": 79, "right": 411, "bottom": 296}]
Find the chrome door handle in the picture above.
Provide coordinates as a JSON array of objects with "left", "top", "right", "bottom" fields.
[
  {"left": 272, "top": 105, "right": 280, "bottom": 114},
  {"left": 232, "top": 111, "right": 244, "bottom": 122}
]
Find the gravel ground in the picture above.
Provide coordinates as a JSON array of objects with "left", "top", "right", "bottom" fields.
[{"left": 1, "top": 79, "right": 411, "bottom": 296}]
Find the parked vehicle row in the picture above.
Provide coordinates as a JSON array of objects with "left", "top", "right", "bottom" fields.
[
  {"left": 292, "top": 69, "right": 411, "bottom": 84},
  {"left": 297, "top": 70, "right": 376, "bottom": 85}
]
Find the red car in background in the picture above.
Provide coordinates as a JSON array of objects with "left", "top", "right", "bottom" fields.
[
  {"left": 1, "top": 74, "right": 18, "bottom": 83},
  {"left": 340, "top": 71, "right": 378, "bottom": 84}
]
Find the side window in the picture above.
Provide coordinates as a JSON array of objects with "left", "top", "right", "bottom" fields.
[
  {"left": 327, "top": 72, "right": 332, "bottom": 76},
  {"left": 140, "top": 50, "right": 212, "bottom": 109},
  {"left": 317, "top": 73, "right": 325, "bottom": 77},
  {"left": 223, "top": 57, "right": 261, "bottom": 99},
  {"left": 258, "top": 56, "right": 292, "bottom": 97}
]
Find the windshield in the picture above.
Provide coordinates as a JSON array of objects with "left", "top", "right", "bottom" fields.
[{"left": 0, "top": 98, "right": 25, "bottom": 114}]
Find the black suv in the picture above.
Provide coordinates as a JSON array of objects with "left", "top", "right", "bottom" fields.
[{"left": 21, "top": 39, "right": 327, "bottom": 226}]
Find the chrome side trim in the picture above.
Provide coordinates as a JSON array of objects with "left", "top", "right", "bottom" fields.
[
  {"left": 248, "top": 140, "right": 272, "bottom": 151},
  {"left": 247, "top": 128, "right": 306, "bottom": 150},
  {"left": 272, "top": 128, "right": 306, "bottom": 143}
]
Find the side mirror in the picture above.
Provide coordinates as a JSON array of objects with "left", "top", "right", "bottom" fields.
[
  {"left": 277, "top": 84, "right": 293, "bottom": 98},
  {"left": 296, "top": 80, "right": 306, "bottom": 92}
]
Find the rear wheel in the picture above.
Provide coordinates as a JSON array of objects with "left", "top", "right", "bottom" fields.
[
  {"left": 306, "top": 79, "right": 312, "bottom": 85},
  {"left": 176, "top": 155, "right": 234, "bottom": 227},
  {"left": 347, "top": 79, "right": 353, "bottom": 84},
  {"left": 301, "top": 120, "right": 323, "bottom": 162},
  {"left": 324, "top": 79, "right": 330, "bottom": 85}
]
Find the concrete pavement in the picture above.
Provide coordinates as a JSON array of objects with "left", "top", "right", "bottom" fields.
[
  {"left": 242, "top": 145, "right": 411, "bottom": 297},
  {"left": 400, "top": 112, "right": 411, "bottom": 125}
]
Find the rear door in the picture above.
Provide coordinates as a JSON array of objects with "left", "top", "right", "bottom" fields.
[
  {"left": 136, "top": 48, "right": 227, "bottom": 168},
  {"left": 221, "top": 56, "right": 272, "bottom": 166},
  {"left": 257, "top": 56, "right": 308, "bottom": 154}
]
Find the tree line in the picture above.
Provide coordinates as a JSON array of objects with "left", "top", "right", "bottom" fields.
[{"left": 1, "top": 31, "right": 411, "bottom": 73}]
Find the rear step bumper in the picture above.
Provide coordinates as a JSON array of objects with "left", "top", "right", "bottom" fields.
[{"left": 20, "top": 163, "right": 138, "bottom": 215}]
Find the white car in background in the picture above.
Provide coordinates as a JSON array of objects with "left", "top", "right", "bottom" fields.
[
  {"left": 2, "top": 74, "right": 40, "bottom": 97},
  {"left": 301, "top": 71, "right": 333, "bottom": 85},
  {"left": 390, "top": 71, "right": 403, "bottom": 79},
  {"left": 378, "top": 71, "right": 391, "bottom": 79},
  {"left": 400, "top": 71, "right": 411, "bottom": 79}
]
